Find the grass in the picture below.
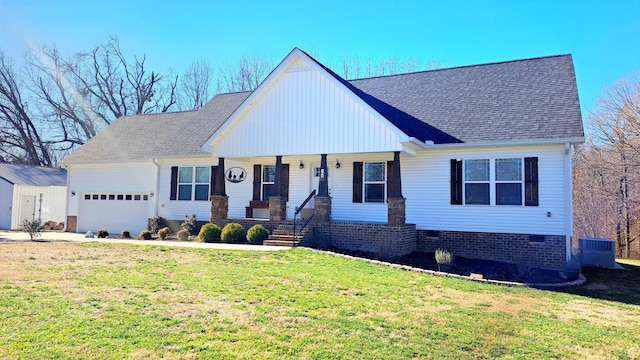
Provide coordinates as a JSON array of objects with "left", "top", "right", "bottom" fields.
[{"left": 1, "top": 241, "right": 639, "bottom": 359}]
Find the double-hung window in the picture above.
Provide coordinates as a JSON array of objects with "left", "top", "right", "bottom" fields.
[
  {"left": 364, "top": 162, "right": 386, "bottom": 203},
  {"left": 262, "top": 165, "right": 276, "bottom": 200},
  {"left": 178, "top": 166, "right": 210, "bottom": 201},
  {"left": 452, "top": 157, "right": 537, "bottom": 206}
]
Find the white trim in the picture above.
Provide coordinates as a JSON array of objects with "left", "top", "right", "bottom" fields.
[
  {"left": 422, "top": 137, "right": 585, "bottom": 149},
  {"left": 565, "top": 143, "right": 574, "bottom": 261}
]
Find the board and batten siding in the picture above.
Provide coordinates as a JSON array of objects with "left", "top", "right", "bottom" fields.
[
  {"left": 403, "top": 144, "right": 569, "bottom": 235},
  {"left": 0, "top": 179, "right": 13, "bottom": 229},
  {"left": 210, "top": 57, "right": 405, "bottom": 158},
  {"left": 67, "top": 162, "right": 156, "bottom": 217},
  {"left": 10, "top": 185, "right": 67, "bottom": 229}
]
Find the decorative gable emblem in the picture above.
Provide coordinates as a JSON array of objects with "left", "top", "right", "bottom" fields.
[{"left": 225, "top": 167, "right": 246, "bottom": 183}]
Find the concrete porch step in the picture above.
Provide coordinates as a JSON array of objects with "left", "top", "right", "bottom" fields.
[{"left": 263, "top": 239, "right": 298, "bottom": 247}]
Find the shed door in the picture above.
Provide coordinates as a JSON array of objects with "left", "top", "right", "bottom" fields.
[
  {"left": 78, "top": 193, "right": 149, "bottom": 235},
  {"left": 19, "top": 195, "right": 36, "bottom": 224}
]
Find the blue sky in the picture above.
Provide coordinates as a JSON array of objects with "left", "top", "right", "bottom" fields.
[{"left": 1, "top": 0, "right": 638, "bottom": 118}]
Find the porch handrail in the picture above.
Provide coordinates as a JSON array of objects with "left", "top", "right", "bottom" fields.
[
  {"left": 293, "top": 189, "right": 316, "bottom": 247},
  {"left": 295, "top": 189, "right": 316, "bottom": 214}
]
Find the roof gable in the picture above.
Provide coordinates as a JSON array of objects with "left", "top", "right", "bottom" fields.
[
  {"left": 203, "top": 48, "right": 411, "bottom": 156},
  {"left": 0, "top": 164, "right": 66, "bottom": 186}
]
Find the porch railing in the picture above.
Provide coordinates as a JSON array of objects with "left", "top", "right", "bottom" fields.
[{"left": 293, "top": 190, "right": 316, "bottom": 247}]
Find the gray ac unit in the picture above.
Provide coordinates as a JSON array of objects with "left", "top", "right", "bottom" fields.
[{"left": 579, "top": 238, "right": 620, "bottom": 269}]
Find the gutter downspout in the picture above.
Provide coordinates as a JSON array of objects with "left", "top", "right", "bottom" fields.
[
  {"left": 152, "top": 159, "right": 160, "bottom": 218},
  {"left": 565, "top": 143, "right": 573, "bottom": 261}
]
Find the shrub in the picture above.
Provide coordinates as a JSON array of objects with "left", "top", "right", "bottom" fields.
[
  {"left": 157, "top": 227, "right": 171, "bottom": 240},
  {"left": 177, "top": 229, "right": 190, "bottom": 241},
  {"left": 96, "top": 229, "right": 109, "bottom": 238},
  {"left": 181, "top": 214, "right": 198, "bottom": 235},
  {"left": 149, "top": 216, "right": 167, "bottom": 234},
  {"left": 221, "top": 223, "right": 246, "bottom": 243},
  {"left": 434, "top": 248, "right": 454, "bottom": 264},
  {"left": 198, "top": 223, "right": 221, "bottom": 243},
  {"left": 21, "top": 219, "right": 41, "bottom": 241},
  {"left": 138, "top": 230, "right": 152, "bottom": 240},
  {"left": 246, "top": 224, "right": 269, "bottom": 245},
  {"left": 120, "top": 230, "right": 131, "bottom": 239}
]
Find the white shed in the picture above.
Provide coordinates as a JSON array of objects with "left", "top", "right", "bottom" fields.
[{"left": 0, "top": 164, "right": 67, "bottom": 230}]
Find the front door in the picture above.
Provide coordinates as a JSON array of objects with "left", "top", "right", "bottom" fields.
[{"left": 19, "top": 195, "right": 36, "bottom": 224}]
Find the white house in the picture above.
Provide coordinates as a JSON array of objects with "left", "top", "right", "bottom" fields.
[
  {"left": 0, "top": 164, "right": 67, "bottom": 230},
  {"left": 61, "top": 48, "right": 584, "bottom": 270}
]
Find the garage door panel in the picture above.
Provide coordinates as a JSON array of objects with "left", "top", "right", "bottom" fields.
[{"left": 79, "top": 193, "right": 149, "bottom": 235}]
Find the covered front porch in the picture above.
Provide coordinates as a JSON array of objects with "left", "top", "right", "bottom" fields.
[{"left": 208, "top": 152, "right": 417, "bottom": 258}]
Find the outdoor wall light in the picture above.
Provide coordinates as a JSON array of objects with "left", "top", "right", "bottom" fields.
[
  {"left": 71, "top": 190, "right": 76, "bottom": 196},
  {"left": 149, "top": 192, "right": 155, "bottom": 198},
  {"left": 335, "top": 159, "right": 341, "bottom": 169},
  {"left": 299, "top": 161, "right": 304, "bottom": 169}
]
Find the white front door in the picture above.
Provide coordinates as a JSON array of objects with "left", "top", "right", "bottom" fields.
[{"left": 19, "top": 195, "right": 36, "bottom": 224}]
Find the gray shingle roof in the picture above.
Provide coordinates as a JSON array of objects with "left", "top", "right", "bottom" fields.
[
  {"left": 62, "top": 92, "right": 250, "bottom": 163},
  {"left": 0, "top": 164, "right": 66, "bottom": 186},
  {"left": 63, "top": 52, "right": 583, "bottom": 164},
  {"left": 347, "top": 54, "right": 584, "bottom": 143}
]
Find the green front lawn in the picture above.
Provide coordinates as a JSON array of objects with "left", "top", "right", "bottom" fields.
[{"left": 1, "top": 242, "right": 639, "bottom": 359}]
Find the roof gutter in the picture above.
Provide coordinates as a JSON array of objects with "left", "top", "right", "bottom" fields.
[{"left": 419, "top": 137, "right": 585, "bottom": 149}]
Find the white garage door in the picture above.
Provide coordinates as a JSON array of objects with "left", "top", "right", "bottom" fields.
[{"left": 79, "top": 193, "right": 150, "bottom": 235}]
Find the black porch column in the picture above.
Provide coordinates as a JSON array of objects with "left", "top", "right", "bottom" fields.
[
  {"left": 214, "top": 157, "right": 226, "bottom": 196},
  {"left": 389, "top": 151, "right": 403, "bottom": 199},
  {"left": 388, "top": 151, "right": 406, "bottom": 225},
  {"left": 317, "top": 154, "right": 329, "bottom": 197},
  {"left": 270, "top": 156, "right": 287, "bottom": 221},
  {"left": 314, "top": 154, "right": 331, "bottom": 223},
  {"left": 211, "top": 157, "right": 228, "bottom": 221}
]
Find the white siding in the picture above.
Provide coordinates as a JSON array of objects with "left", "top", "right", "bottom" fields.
[
  {"left": 403, "top": 144, "right": 569, "bottom": 235},
  {"left": 10, "top": 185, "right": 67, "bottom": 229},
  {"left": 156, "top": 158, "right": 217, "bottom": 221},
  {"left": 0, "top": 179, "right": 13, "bottom": 229},
  {"left": 210, "top": 57, "right": 404, "bottom": 157}
]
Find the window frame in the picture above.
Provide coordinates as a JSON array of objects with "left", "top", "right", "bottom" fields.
[
  {"left": 261, "top": 165, "right": 275, "bottom": 201},
  {"left": 177, "top": 166, "right": 211, "bottom": 201},
  {"left": 462, "top": 158, "right": 525, "bottom": 206},
  {"left": 363, "top": 162, "right": 386, "bottom": 203}
]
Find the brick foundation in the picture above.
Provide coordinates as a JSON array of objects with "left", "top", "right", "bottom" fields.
[
  {"left": 210, "top": 195, "right": 229, "bottom": 221},
  {"left": 417, "top": 230, "right": 567, "bottom": 271},
  {"left": 66, "top": 216, "right": 77, "bottom": 232},
  {"left": 315, "top": 222, "right": 416, "bottom": 259}
]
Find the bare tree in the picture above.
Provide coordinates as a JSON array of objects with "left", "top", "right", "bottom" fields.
[
  {"left": 0, "top": 53, "right": 53, "bottom": 165},
  {"left": 217, "top": 55, "right": 273, "bottom": 93},
  {"left": 24, "top": 36, "right": 177, "bottom": 155},
  {"left": 337, "top": 55, "right": 446, "bottom": 80},
  {"left": 574, "top": 72, "right": 640, "bottom": 258},
  {"left": 178, "top": 59, "right": 214, "bottom": 110}
]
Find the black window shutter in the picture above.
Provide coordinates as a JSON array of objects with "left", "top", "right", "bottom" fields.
[
  {"left": 210, "top": 166, "right": 218, "bottom": 197},
  {"left": 353, "top": 162, "right": 363, "bottom": 203},
  {"left": 450, "top": 159, "right": 463, "bottom": 205},
  {"left": 386, "top": 160, "right": 394, "bottom": 203},
  {"left": 525, "top": 157, "right": 539, "bottom": 206},
  {"left": 253, "top": 164, "right": 261, "bottom": 201},
  {"left": 170, "top": 166, "right": 178, "bottom": 201},
  {"left": 282, "top": 164, "right": 290, "bottom": 201}
]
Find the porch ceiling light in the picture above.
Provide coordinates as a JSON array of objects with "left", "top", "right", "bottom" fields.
[{"left": 299, "top": 161, "right": 304, "bottom": 169}]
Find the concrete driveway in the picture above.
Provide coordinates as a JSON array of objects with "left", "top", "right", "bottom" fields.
[{"left": 0, "top": 230, "right": 289, "bottom": 251}]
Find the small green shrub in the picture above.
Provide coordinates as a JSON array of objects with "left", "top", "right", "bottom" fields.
[
  {"left": 177, "top": 229, "right": 190, "bottom": 241},
  {"left": 138, "top": 230, "right": 152, "bottom": 240},
  {"left": 157, "top": 227, "right": 171, "bottom": 240},
  {"left": 246, "top": 224, "right": 269, "bottom": 245},
  {"left": 181, "top": 214, "right": 198, "bottom": 235},
  {"left": 198, "top": 223, "right": 221, "bottom": 243},
  {"left": 96, "top": 229, "right": 109, "bottom": 238},
  {"left": 21, "top": 219, "right": 41, "bottom": 241},
  {"left": 434, "top": 248, "right": 454, "bottom": 264},
  {"left": 221, "top": 223, "right": 246, "bottom": 243},
  {"left": 120, "top": 230, "right": 131, "bottom": 239}
]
